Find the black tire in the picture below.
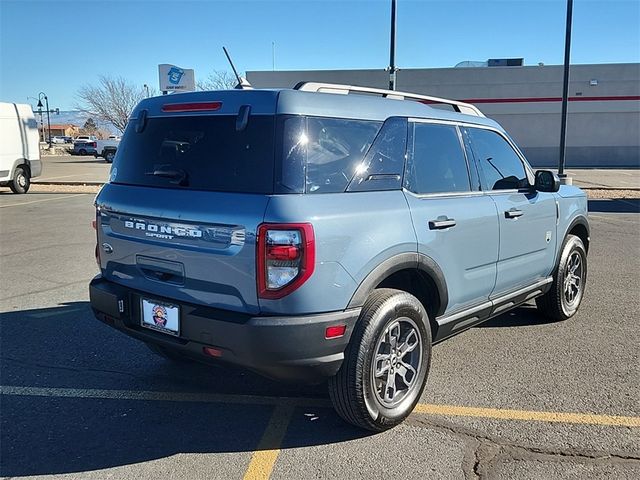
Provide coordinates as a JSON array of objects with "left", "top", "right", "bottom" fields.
[
  {"left": 328, "top": 288, "right": 432, "bottom": 431},
  {"left": 9, "top": 166, "right": 30, "bottom": 194},
  {"left": 146, "top": 343, "right": 193, "bottom": 363},
  {"left": 104, "top": 151, "right": 115, "bottom": 163},
  {"left": 78, "top": 148, "right": 87, "bottom": 156},
  {"left": 536, "top": 234, "right": 587, "bottom": 321}
]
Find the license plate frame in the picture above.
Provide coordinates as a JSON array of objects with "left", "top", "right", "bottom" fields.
[{"left": 140, "top": 298, "right": 180, "bottom": 337}]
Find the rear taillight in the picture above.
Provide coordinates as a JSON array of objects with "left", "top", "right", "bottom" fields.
[
  {"left": 91, "top": 142, "right": 97, "bottom": 148},
  {"left": 257, "top": 223, "right": 315, "bottom": 299}
]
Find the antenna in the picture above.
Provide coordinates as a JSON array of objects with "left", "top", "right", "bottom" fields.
[{"left": 223, "top": 46, "right": 242, "bottom": 85}]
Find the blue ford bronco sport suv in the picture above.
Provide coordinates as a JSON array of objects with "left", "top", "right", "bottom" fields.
[{"left": 90, "top": 82, "right": 589, "bottom": 431}]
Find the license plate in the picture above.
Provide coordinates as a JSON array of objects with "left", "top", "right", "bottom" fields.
[{"left": 140, "top": 299, "right": 180, "bottom": 336}]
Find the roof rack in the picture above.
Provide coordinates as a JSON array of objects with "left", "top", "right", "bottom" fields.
[{"left": 293, "top": 82, "right": 485, "bottom": 117}]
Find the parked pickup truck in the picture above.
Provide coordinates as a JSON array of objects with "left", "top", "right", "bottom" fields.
[{"left": 95, "top": 135, "right": 121, "bottom": 159}]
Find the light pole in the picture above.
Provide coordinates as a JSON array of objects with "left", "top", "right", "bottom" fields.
[
  {"left": 558, "top": 0, "right": 573, "bottom": 181},
  {"left": 38, "top": 92, "right": 52, "bottom": 147},
  {"left": 143, "top": 84, "right": 150, "bottom": 98},
  {"left": 388, "top": 0, "right": 398, "bottom": 90},
  {"left": 28, "top": 96, "right": 45, "bottom": 142}
]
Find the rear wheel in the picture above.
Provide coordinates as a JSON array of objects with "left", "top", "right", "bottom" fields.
[
  {"left": 536, "top": 234, "right": 587, "bottom": 321},
  {"left": 78, "top": 148, "right": 87, "bottom": 156},
  {"left": 328, "top": 288, "right": 431, "bottom": 431},
  {"left": 104, "top": 150, "right": 115, "bottom": 163},
  {"left": 9, "top": 166, "right": 30, "bottom": 194}
]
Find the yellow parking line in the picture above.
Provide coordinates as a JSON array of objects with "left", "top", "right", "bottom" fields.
[
  {"left": 243, "top": 403, "right": 295, "bottom": 480},
  {"left": 2, "top": 385, "right": 638, "bottom": 429},
  {"left": 413, "top": 403, "right": 640, "bottom": 428}
]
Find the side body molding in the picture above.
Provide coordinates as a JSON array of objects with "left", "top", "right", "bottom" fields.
[{"left": 347, "top": 252, "right": 449, "bottom": 317}]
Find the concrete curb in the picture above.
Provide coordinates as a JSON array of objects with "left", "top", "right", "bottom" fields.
[{"left": 33, "top": 181, "right": 105, "bottom": 186}]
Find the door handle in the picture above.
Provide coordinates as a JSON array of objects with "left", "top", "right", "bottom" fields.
[
  {"left": 505, "top": 209, "right": 524, "bottom": 219},
  {"left": 429, "top": 218, "right": 457, "bottom": 230}
]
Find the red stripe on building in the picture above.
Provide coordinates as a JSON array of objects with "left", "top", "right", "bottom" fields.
[{"left": 461, "top": 95, "right": 640, "bottom": 104}]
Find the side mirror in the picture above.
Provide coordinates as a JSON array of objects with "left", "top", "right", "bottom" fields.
[{"left": 534, "top": 170, "right": 560, "bottom": 192}]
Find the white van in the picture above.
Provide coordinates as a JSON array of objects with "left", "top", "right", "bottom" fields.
[{"left": 0, "top": 102, "right": 42, "bottom": 193}]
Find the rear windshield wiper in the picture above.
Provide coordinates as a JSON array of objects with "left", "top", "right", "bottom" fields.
[{"left": 145, "top": 167, "right": 189, "bottom": 186}]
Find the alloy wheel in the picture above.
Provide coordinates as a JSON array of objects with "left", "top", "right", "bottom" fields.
[{"left": 371, "top": 317, "right": 423, "bottom": 408}]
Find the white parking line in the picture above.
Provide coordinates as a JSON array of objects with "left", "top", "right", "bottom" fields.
[
  {"left": 0, "top": 194, "right": 87, "bottom": 208},
  {"left": 36, "top": 174, "right": 89, "bottom": 181}
]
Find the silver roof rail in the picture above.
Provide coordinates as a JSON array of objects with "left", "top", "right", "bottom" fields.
[{"left": 293, "top": 82, "right": 485, "bottom": 117}]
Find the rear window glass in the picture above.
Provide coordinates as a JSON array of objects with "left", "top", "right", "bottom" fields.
[
  {"left": 277, "top": 116, "right": 382, "bottom": 194},
  {"left": 111, "top": 114, "right": 275, "bottom": 193}
]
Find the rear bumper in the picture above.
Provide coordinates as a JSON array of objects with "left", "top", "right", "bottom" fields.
[{"left": 89, "top": 276, "right": 360, "bottom": 383}]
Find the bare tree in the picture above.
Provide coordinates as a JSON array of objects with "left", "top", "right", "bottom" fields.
[
  {"left": 76, "top": 76, "right": 151, "bottom": 134},
  {"left": 196, "top": 70, "right": 240, "bottom": 91}
]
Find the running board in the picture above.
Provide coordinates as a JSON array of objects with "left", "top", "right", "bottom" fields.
[{"left": 434, "top": 277, "right": 553, "bottom": 343}]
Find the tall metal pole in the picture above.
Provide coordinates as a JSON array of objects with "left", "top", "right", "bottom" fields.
[
  {"left": 558, "top": 0, "right": 573, "bottom": 178},
  {"left": 39, "top": 92, "right": 51, "bottom": 147},
  {"left": 388, "top": 0, "right": 397, "bottom": 90}
]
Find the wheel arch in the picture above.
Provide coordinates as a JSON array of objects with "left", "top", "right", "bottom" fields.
[
  {"left": 347, "top": 253, "right": 449, "bottom": 328},
  {"left": 565, "top": 215, "right": 590, "bottom": 254}
]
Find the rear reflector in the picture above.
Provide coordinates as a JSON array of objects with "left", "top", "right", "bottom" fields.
[
  {"left": 162, "top": 101, "right": 222, "bottom": 112},
  {"left": 203, "top": 346, "right": 223, "bottom": 358},
  {"left": 325, "top": 325, "right": 346, "bottom": 339}
]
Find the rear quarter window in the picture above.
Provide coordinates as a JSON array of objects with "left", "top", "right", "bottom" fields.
[{"left": 277, "top": 116, "right": 382, "bottom": 194}]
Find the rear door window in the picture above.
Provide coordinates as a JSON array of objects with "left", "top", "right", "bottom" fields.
[
  {"left": 404, "top": 123, "right": 471, "bottom": 194},
  {"left": 111, "top": 115, "right": 275, "bottom": 193}
]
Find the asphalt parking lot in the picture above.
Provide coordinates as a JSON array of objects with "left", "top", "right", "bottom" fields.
[{"left": 0, "top": 189, "right": 639, "bottom": 479}]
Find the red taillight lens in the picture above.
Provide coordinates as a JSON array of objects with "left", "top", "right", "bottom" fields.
[
  {"left": 203, "top": 346, "right": 223, "bottom": 358},
  {"left": 161, "top": 101, "right": 222, "bottom": 112},
  {"left": 257, "top": 223, "right": 315, "bottom": 299},
  {"left": 325, "top": 325, "right": 346, "bottom": 339},
  {"left": 91, "top": 142, "right": 97, "bottom": 148}
]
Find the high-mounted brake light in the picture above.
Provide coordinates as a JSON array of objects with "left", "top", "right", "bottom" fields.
[
  {"left": 257, "top": 223, "right": 315, "bottom": 300},
  {"left": 161, "top": 101, "right": 223, "bottom": 112}
]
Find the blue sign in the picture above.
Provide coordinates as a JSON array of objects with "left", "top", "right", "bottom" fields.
[{"left": 167, "top": 67, "right": 185, "bottom": 85}]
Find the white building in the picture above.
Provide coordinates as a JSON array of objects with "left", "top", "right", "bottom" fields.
[{"left": 248, "top": 63, "right": 640, "bottom": 168}]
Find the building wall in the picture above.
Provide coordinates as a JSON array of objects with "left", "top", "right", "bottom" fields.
[{"left": 247, "top": 63, "right": 640, "bottom": 168}]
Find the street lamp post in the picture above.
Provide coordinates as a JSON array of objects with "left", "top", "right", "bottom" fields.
[
  {"left": 388, "top": 0, "right": 398, "bottom": 90},
  {"left": 38, "top": 92, "right": 52, "bottom": 148},
  {"left": 143, "top": 84, "right": 150, "bottom": 98},
  {"left": 558, "top": 0, "right": 574, "bottom": 182},
  {"left": 28, "top": 96, "right": 45, "bottom": 142}
]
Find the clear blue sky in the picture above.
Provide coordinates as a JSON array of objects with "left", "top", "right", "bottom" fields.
[{"left": 1, "top": 0, "right": 639, "bottom": 110}]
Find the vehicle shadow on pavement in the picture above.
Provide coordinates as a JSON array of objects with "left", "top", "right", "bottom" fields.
[
  {"left": 0, "top": 302, "right": 371, "bottom": 477},
  {"left": 588, "top": 198, "right": 640, "bottom": 213},
  {"left": 476, "top": 304, "right": 554, "bottom": 328}
]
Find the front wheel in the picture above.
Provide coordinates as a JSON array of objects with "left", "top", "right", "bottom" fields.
[
  {"left": 9, "top": 166, "right": 30, "bottom": 194},
  {"left": 536, "top": 234, "right": 587, "bottom": 321},
  {"left": 328, "top": 288, "right": 432, "bottom": 431}
]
